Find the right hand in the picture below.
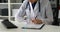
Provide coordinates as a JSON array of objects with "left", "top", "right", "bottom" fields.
[{"left": 31, "top": 18, "right": 43, "bottom": 24}]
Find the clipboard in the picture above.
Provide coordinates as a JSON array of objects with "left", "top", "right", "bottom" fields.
[{"left": 22, "top": 24, "right": 45, "bottom": 30}]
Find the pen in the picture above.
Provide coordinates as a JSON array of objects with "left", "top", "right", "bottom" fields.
[{"left": 35, "top": 16, "right": 37, "bottom": 19}]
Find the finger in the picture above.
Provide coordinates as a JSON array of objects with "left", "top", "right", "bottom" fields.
[
  {"left": 32, "top": 20, "right": 37, "bottom": 24},
  {"left": 36, "top": 19, "right": 43, "bottom": 24},
  {"left": 32, "top": 19, "right": 36, "bottom": 22}
]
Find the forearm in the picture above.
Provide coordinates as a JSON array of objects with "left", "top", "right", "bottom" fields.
[
  {"left": 42, "top": 18, "right": 53, "bottom": 25},
  {"left": 37, "top": 17, "right": 53, "bottom": 25}
]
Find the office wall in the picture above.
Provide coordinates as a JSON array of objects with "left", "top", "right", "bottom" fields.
[{"left": 10, "top": 0, "right": 22, "bottom": 3}]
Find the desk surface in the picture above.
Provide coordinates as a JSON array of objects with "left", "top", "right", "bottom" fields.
[{"left": 0, "top": 21, "right": 60, "bottom": 32}]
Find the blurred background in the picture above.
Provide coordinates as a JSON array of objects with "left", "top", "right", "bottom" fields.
[{"left": 0, "top": 0, "right": 60, "bottom": 25}]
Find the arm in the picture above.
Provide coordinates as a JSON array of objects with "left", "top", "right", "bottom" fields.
[
  {"left": 15, "top": 0, "right": 28, "bottom": 22},
  {"left": 31, "top": 0, "right": 53, "bottom": 24},
  {"left": 45, "top": 1, "right": 53, "bottom": 24}
]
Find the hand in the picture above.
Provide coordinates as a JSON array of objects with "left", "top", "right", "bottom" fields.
[{"left": 32, "top": 18, "right": 43, "bottom": 24}]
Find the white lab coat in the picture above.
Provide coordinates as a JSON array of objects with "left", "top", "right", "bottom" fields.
[{"left": 15, "top": 0, "right": 53, "bottom": 25}]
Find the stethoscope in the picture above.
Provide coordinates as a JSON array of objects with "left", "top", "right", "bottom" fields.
[
  {"left": 25, "top": 0, "right": 47, "bottom": 18},
  {"left": 25, "top": 0, "right": 41, "bottom": 19},
  {"left": 25, "top": 0, "right": 40, "bottom": 12}
]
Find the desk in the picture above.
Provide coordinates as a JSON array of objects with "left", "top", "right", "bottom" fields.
[{"left": 0, "top": 21, "right": 59, "bottom": 32}]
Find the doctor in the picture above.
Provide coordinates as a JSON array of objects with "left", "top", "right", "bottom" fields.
[{"left": 15, "top": 0, "right": 53, "bottom": 25}]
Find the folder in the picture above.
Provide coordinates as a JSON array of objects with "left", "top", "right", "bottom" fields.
[{"left": 2, "top": 19, "right": 18, "bottom": 29}]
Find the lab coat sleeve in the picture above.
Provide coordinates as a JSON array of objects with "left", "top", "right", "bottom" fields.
[
  {"left": 15, "top": 0, "right": 28, "bottom": 22},
  {"left": 43, "top": 1, "right": 53, "bottom": 24}
]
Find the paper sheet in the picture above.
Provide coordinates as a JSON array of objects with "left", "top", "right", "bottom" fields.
[{"left": 22, "top": 24, "right": 44, "bottom": 28}]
